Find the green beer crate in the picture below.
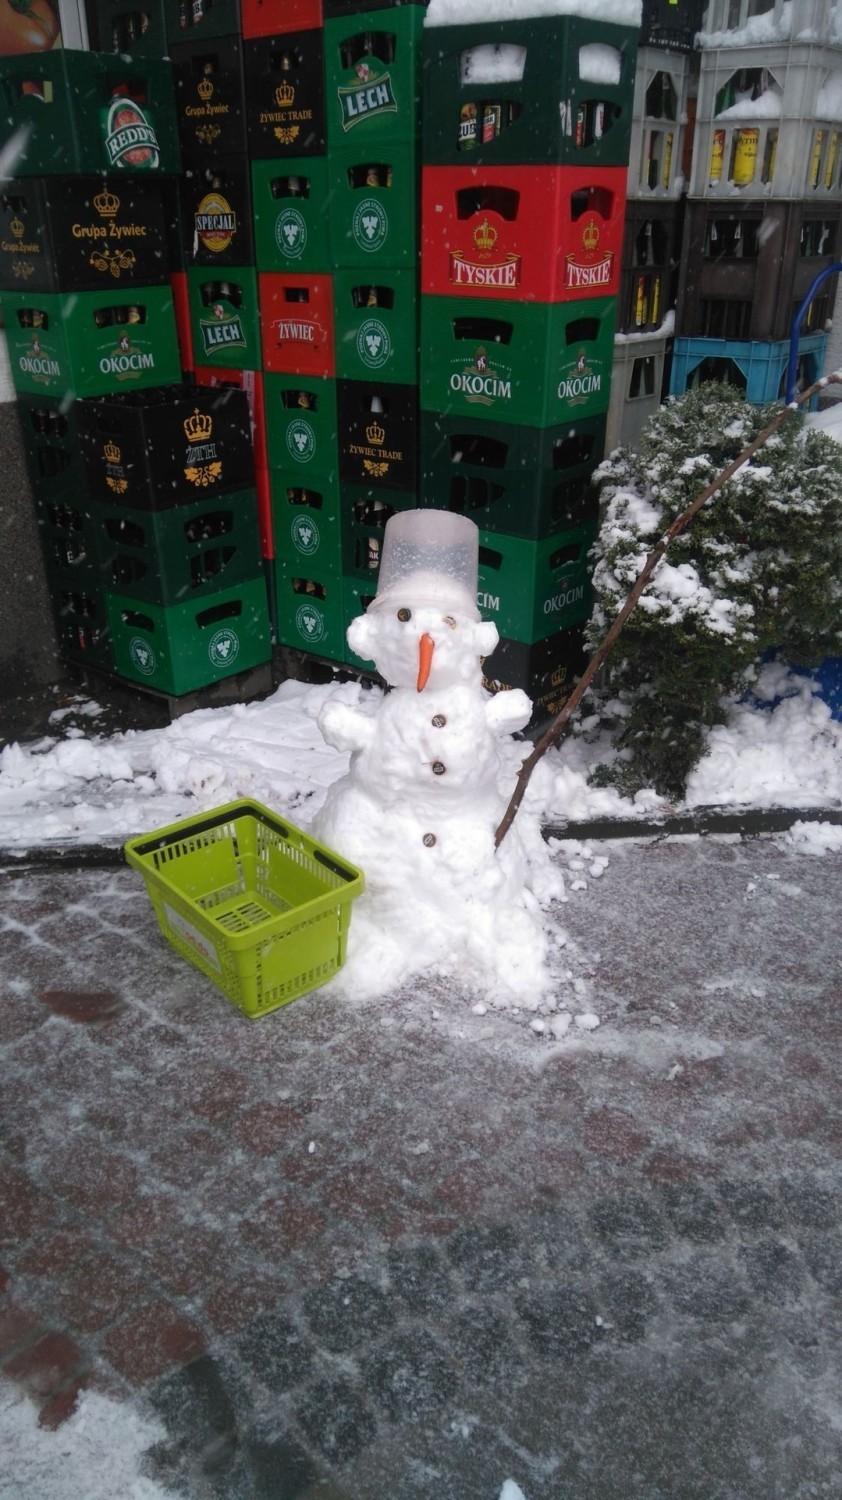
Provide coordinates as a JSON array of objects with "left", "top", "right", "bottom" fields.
[
  {"left": 263, "top": 372, "right": 338, "bottom": 472},
  {"left": 420, "top": 410, "right": 605, "bottom": 539},
  {"left": 96, "top": 488, "right": 262, "bottom": 605},
  {"left": 327, "top": 141, "right": 419, "bottom": 270},
  {"left": 252, "top": 158, "right": 332, "bottom": 273},
  {"left": 0, "top": 51, "right": 180, "bottom": 177},
  {"left": 339, "top": 485, "right": 417, "bottom": 583},
  {"left": 334, "top": 268, "right": 418, "bottom": 385},
  {"left": 107, "top": 575, "right": 271, "bottom": 694},
  {"left": 477, "top": 523, "right": 597, "bottom": 643},
  {"left": 186, "top": 266, "right": 262, "bottom": 369},
  {"left": 271, "top": 469, "right": 342, "bottom": 575},
  {"left": 2, "top": 285, "right": 181, "bottom": 399},
  {"left": 324, "top": 6, "right": 424, "bottom": 149},
  {"left": 420, "top": 293, "right": 616, "bottom": 429},
  {"left": 423, "top": 15, "right": 637, "bottom": 168},
  {"left": 273, "top": 558, "right": 348, "bottom": 663}
]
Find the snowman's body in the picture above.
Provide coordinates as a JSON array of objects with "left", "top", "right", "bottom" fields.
[{"left": 313, "top": 573, "right": 558, "bottom": 1001}]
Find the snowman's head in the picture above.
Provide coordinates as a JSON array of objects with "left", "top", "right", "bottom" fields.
[{"left": 348, "top": 570, "right": 499, "bottom": 691}]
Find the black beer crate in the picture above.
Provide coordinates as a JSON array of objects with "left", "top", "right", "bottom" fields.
[
  {"left": 640, "top": 0, "right": 705, "bottom": 53},
  {"left": 0, "top": 51, "right": 180, "bottom": 177},
  {"left": 420, "top": 411, "right": 605, "bottom": 540},
  {"left": 165, "top": 0, "right": 242, "bottom": 45},
  {"left": 481, "top": 624, "right": 588, "bottom": 726},
  {"left": 177, "top": 156, "right": 255, "bottom": 268},
  {"left": 15, "top": 393, "right": 84, "bottom": 501},
  {"left": 96, "top": 487, "right": 262, "bottom": 604},
  {"left": 171, "top": 32, "right": 249, "bottom": 160},
  {"left": 339, "top": 484, "right": 420, "bottom": 583},
  {"left": 243, "top": 30, "right": 326, "bottom": 160},
  {"left": 94, "top": 0, "right": 169, "bottom": 56},
  {"left": 337, "top": 377, "right": 417, "bottom": 492},
  {"left": 0, "top": 176, "right": 170, "bottom": 295},
  {"left": 49, "top": 583, "right": 115, "bottom": 674},
  {"left": 107, "top": 576, "right": 272, "bottom": 695},
  {"left": 423, "top": 16, "right": 637, "bottom": 169},
  {"left": 35, "top": 493, "right": 105, "bottom": 585},
  {"left": 76, "top": 383, "right": 254, "bottom": 508}
]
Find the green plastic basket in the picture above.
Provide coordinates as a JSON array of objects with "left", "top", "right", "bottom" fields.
[{"left": 124, "top": 799, "right": 364, "bottom": 1017}]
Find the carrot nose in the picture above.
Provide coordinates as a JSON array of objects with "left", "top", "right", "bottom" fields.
[{"left": 417, "top": 633, "right": 434, "bottom": 692}]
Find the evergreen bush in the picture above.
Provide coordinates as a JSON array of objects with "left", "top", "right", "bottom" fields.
[{"left": 587, "top": 383, "right": 842, "bottom": 799}]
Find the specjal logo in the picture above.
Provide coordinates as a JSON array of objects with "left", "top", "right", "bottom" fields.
[
  {"left": 352, "top": 198, "right": 388, "bottom": 255},
  {"left": 295, "top": 601, "right": 325, "bottom": 642},
  {"left": 208, "top": 626, "right": 240, "bottom": 668},
  {"left": 291, "top": 513, "right": 320, "bottom": 555},
  {"left": 356, "top": 316, "right": 390, "bottom": 370},
  {"left": 286, "top": 417, "right": 316, "bottom": 464},
  {"left": 103, "top": 97, "right": 160, "bottom": 170},
  {"left": 129, "top": 636, "right": 156, "bottom": 676},
  {"left": 275, "top": 206, "right": 307, "bottom": 259},
  {"left": 195, "top": 191, "right": 237, "bottom": 255}
]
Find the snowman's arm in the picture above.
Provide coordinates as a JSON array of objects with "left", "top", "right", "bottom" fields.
[
  {"left": 484, "top": 688, "right": 533, "bottom": 736},
  {"left": 317, "top": 700, "right": 376, "bottom": 754}
]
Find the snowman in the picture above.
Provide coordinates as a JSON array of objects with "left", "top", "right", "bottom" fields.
[{"left": 313, "top": 511, "right": 562, "bottom": 1005}]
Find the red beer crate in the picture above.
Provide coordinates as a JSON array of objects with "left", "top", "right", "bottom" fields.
[
  {"left": 421, "top": 164, "right": 627, "bottom": 304},
  {"left": 259, "top": 271, "right": 336, "bottom": 377},
  {"left": 242, "top": 0, "right": 323, "bottom": 38}
]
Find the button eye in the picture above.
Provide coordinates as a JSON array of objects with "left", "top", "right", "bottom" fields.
[
  {"left": 443, "top": 615, "right": 457, "bottom": 629},
  {"left": 397, "top": 608, "right": 412, "bottom": 622}
]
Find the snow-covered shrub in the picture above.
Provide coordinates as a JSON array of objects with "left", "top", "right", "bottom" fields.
[{"left": 587, "top": 383, "right": 842, "bottom": 799}]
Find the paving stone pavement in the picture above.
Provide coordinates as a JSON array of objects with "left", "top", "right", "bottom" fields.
[{"left": 1, "top": 835, "right": 841, "bottom": 1499}]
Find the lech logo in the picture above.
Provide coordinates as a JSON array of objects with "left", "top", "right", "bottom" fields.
[
  {"left": 295, "top": 602, "right": 325, "bottom": 643},
  {"left": 208, "top": 626, "right": 240, "bottom": 668},
  {"left": 286, "top": 417, "right": 316, "bottom": 464},
  {"left": 291, "top": 514, "right": 320, "bottom": 555},
  {"left": 356, "top": 316, "right": 390, "bottom": 370},
  {"left": 275, "top": 206, "right": 308, "bottom": 259},
  {"left": 129, "top": 636, "right": 156, "bottom": 676},
  {"left": 352, "top": 198, "right": 388, "bottom": 255}
]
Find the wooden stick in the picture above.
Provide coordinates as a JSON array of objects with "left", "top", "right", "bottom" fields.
[{"left": 494, "top": 373, "right": 842, "bottom": 850}]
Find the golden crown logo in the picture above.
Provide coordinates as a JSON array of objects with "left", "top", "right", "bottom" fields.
[
  {"left": 93, "top": 189, "right": 120, "bottom": 219},
  {"left": 366, "top": 420, "right": 385, "bottom": 445},
  {"left": 473, "top": 217, "right": 498, "bottom": 253},
  {"left": 184, "top": 408, "right": 213, "bottom": 442},
  {"left": 198, "top": 76, "right": 214, "bottom": 100},
  {"left": 582, "top": 216, "right": 600, "bottom": 253},
  {"left": 9, "top": 216, "right": 24, "bottom": 239},
  {"left": 275, "top": 80, "right": 295, "bottom": 106},
  {"left": 103, "top": 440, "right": 121, "bottom": 463}
]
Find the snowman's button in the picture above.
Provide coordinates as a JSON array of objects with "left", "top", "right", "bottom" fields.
[
  {"left": 423, "top": 833, "right": 436, "bottom": 847},
  {"left": 431, "top": 714, "right": 447, "bottom": 728},
  {"left": 431, "top": 761, "right": 446, "bottom": 776}
]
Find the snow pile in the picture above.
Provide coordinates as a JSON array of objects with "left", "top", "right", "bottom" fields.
[
  {"left": 816, "top": 70, "right": 842, "bottom": 123},
  {"left": 578, "top": 42, "right": 623, "bottom": 87},
  {"left": 425, "top": 0, "right": 641, "bottom": 29},
  {"left": 700, "top": 0, "right": 792, "bottom": 48},
  {"left": 716, "top": 84, "right": 783, "bottom": 120},
  {"left": 0, "top": 1387, "right": 177, "bottom": 1500},
  {"left": 459, "top": 42, "right": 526, "bottom": 84}
]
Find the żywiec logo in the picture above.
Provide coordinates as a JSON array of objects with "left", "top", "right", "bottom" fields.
[
  {"left": 195, "top": 192, "right": 237, "bottom": 255},
  {"left": 200, "top": 302, "right": 247, "bottom": 354},
  {"left": 208, "top": 627, "right": 240, "bottom": 669},
  {"left": 449, "top": 344, "right": 512, "bottom": 406},
  {"left": 183, "top": 408, "right": 222, "bottom": 486},
  {"left": 449, "top": 216, "right": 521, "bottom": 291},
  {"left": 291, "top": 513, "right": 320, "bottom": 555},
  {"left": 352, "top": 198, "right": 388, "bottom": 255},
  {"left": 356, "top": 316, "right": 390, "bottom": 370},
  {"left": 103, "top": 97, "right": 160, "bottom": 170},
  {"left": 295, "top": 601, "right": 325, "bottom": 642},
  {"left": 338, "top": 60, "right": 397, "bottom": 132},
  {"left": 556, "top": 347, "right": 603, "bottom": 407},
  {"left": 272, "top": 314, "right": 326, "bottom": 349},
  {"left": 286, "top": 417, "right": 316, "bottom": 464},
  {"left": 565, "top": 216, "right": 614, "bottom": 292},
  {"left": 103, "top": 438, "right": 128, "bottom": 493},
  {"left": 275, "top": 207, "right": 307, "bottom": 259}
]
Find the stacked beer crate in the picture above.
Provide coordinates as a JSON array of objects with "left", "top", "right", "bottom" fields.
[
  {"left": 418, "top": 11, "right": 637, "bottom": 717},
  {"left": 260, "top": 0, "right": 425, "bottom": 667},
  {"left": 0, "top": 28, "right": 271, "bottom": 698}
]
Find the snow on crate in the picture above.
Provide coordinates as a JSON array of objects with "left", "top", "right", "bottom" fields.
[
  {"left": 425, "top": 0, "right": 641, "bottom": 26},
  {"left": 313, "top": 510, "right": 567, "bottom": 1007}
]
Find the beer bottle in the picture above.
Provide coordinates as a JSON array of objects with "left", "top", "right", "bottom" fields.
[
  {"left": 458, "top": 102, "right": 477, "bottom": 151},
  {"left": 296, "top": 390, "right": 314, "bottom": 409}
]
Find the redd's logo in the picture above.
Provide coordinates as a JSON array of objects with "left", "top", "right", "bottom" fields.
[{"left": 103, "top": 97, "right": 160, "bottom": 170}]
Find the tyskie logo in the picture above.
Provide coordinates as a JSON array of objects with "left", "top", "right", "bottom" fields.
[
  {"left": 449, "top": 216, "right": 521, "bottom": 291},
  {"left": 103, "top": 97, "right": 161, "bottom": 170},
  {"left": 564, "top": 216, "right": 614, "bottom": 292}
]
